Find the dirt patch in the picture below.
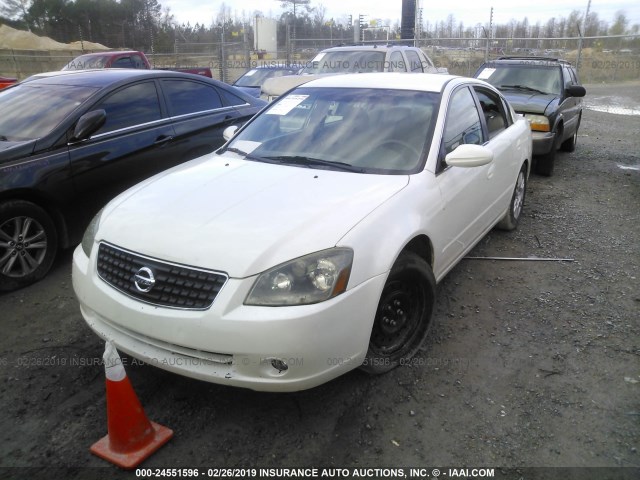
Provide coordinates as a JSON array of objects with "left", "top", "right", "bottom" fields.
[
  {"left": 0, "top": 83, "right": 638, "bottom": 480},
  {"left": 0, "top": 24, "right": 108, "bottom": 50}
]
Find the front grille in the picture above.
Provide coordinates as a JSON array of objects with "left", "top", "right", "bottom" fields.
[{"left": 97, "top": 243, "right": 227, "bottom": 310}]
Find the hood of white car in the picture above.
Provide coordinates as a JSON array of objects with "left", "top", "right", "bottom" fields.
[
  {"left": 261, "top": 74, "right": 323, "bottom": 96},
  {"left": 97, "top": 153, "right": 408, "bottom": 278}
]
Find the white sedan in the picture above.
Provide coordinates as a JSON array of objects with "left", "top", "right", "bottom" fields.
[{"left": 73, "top": 73, "right": 532, "bottom": 392}]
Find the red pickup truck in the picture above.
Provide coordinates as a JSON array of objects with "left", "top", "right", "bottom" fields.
[
  {"left": 0, "top": 76, "right": 17, "bottom": 89},
  {"left": 62, "top": 50, "right": 212, "bottom": 77}
]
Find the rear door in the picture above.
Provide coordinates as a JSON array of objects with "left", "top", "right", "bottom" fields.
[
  {"left": 160, "top": 78, "right": 245, "bottom": 159},
  {"left": 472, "top": 86, "right": 523, "bottom": 221}
]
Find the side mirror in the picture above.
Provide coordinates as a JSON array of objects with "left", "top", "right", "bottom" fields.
[
  {"left": 445, "top": 144, "right": 494, "bottom": 168},
  {"left": 565, "top": 85, "right": 586, "bottom": 98},
  {"left": 223, "top": 125, "right": 239, "bottom": 141},
  {"left": 72, "top": 109, "right": 106, "bottom": 141}
]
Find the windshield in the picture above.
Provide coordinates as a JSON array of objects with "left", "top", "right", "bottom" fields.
[
  {"left": 223, "top": 87, "right": 439, "bottom": 174},
  {"left": 62, "top": 54, "right": 107, "bottom": 70},
  {"left": 478, "top": 65, "right": 563, "bottom": 95},
  {"left": 234, "top": 68, "right": 295, "bottom": 87},
  {"left": 0, "top": 83, "right": 98, "bottom": 141},
  {"left": 301, "top": 51, "right": 387, "bottom": 74}
]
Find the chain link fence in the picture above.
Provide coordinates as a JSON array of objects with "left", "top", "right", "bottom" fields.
[{"left": 2, "top": 34, "right": 638, "bottom": 87}]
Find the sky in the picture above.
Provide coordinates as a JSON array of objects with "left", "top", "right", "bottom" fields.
[{"left": 162, "top": 0, "right": 640, "bottom": 29}]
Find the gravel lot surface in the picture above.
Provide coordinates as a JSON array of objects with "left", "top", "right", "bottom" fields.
[{"left": 0, "top": 82, "right": 638, "bottom": 480}]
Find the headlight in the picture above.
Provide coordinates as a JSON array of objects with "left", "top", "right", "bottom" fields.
[
  {"left": 245, "top": 248, "right": 353, "bottom": 306},
  {"left": 81, "top": 208, "right": 104, "bottom": 257},
  {"left": 524, "top": 114, "right": 550, "bottom": 132}
]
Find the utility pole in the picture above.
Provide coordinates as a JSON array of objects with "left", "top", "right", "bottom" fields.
[
  {"left": 218, "top": 21, "right": 226, "bottom": 82},
  {"left": 359, "top": 14, "right": 367, "bottom": 42},
  {"left": 485, "top": 7, "right": 493, "bottom": 62},
  {"left": 576, "top": 0, "right": 591, "bottom": 71},
  {"left": 415, "top": 0, "right": 422, "bottom": 46}
]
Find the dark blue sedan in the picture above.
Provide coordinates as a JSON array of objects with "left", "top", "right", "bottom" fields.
[{"left": 0, "top": 69, "right": 265, "bottom": 291}]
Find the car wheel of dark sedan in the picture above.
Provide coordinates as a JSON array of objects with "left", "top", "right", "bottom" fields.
[
  {"left": 0, "top": 201, "right": 58, "bottom": 292},
  {"left": 361, "top": 251, "right": 435, "bottom": 374},
  {"left": 497, "top": 163, "right": 528, "bottom": 231}
]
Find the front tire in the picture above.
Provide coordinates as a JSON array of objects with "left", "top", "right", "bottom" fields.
[
  {"left": 0, "top": 201, "right": 58, "bottom": 292},
  {"left": 561, "top": 127, "right": 578, "bottom": 152},
  {"left": 361, "top": 251, "right": 436, "bottom": 374},
  {"left": 535, "top": 145, "right": 556, "bottom": 177},
  {"left": 535, "top": 127, "right": 562, "bottom": 177},
  {"left": 497, "top": 163, "right": 527, "bottom": 231}
]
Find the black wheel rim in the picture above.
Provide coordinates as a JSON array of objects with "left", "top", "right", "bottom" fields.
[
  {"left": 370, "top": 276, "right": 427, "bottom": 357},
  {"left": 0, "top": 216, "right": 48, "bottom": 278}
]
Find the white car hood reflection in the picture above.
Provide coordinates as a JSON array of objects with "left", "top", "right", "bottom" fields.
[{"left": 99, "top": 153, "right": 409, "bottom": 278}]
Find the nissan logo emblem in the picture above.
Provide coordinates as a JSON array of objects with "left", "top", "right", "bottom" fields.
[{"left": 134, "top": 267, "right": 156, "bottom": 293}]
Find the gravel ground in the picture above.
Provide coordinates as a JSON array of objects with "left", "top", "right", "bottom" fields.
[{"left": 0, "top": 82, "right": 638, "bottom": 480}]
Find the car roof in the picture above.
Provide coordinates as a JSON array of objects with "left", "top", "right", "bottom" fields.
[
  {"left": 487, "top": 56, "right": 573, "bottom": 66},
  {"left": 297, "top": 72, "right": 462, "bottom": 92},
  {"left": 68, "top": 51, "right": 141, "bottom": 60},
  {"left": 22, "top": 69, "right": 215, "bottom": 88},
  {"left": 250, "top": 64, "right": 299, "bottom": 70},
  {"left": 74, "top": 50, "right": 141, "bottom": 57},
  {"left": 319, "top": 45, "right": 420, "bottom": 53}
]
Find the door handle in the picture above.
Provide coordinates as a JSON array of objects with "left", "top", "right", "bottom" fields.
[{"left": 154, "top": 135, "right": 174, "bottom": 146}]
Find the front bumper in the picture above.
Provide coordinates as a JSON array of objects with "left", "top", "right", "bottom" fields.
[
  {"left": 532, "top": 130, "right": 556, "bottom": 155},
  {"left": 72, "top": 245, "right": 386, "bottom": 392}
]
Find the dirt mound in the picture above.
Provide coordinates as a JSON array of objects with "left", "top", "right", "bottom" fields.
[{"left": 0, "top": 24, "right": 109, "bottom": 50}]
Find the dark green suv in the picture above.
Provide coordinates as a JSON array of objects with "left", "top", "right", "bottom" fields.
[{"left": 474, "top": 57, "right": 586, "bottom": 176}]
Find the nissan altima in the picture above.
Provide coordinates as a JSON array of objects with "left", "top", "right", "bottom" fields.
[{"left": 73, "top": 73, "right": 532, "bottom": 392}]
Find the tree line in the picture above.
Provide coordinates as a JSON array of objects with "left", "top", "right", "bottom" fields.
[{"left": 1, "top": 0, "right": 638, "bottom": 53}]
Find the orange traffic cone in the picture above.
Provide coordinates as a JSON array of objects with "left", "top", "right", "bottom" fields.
[{"left": 90, "top": 340, "right": 173, "bottom": 469}]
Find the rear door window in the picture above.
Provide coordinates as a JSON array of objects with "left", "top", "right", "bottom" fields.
[
  {"left": 218, "top": 88, "right": 248, "bottom": 107},
  {"left": 405, "top": 50, "right": 423, "bottom": 72},
  {"left": 111, "top": 56, "right": 135, "bottom": 68},
  {"left": 131, "top": 54, "right": 146, "bottom": 69},
  {"left": 162, "top": 80, "right": 224, "bottom": 116},
  {"left": 388, "top": 51, "right": 407, "bottom": 72},
  {"left": 473, "top": 87, "right": 509, "bottom": 139}
]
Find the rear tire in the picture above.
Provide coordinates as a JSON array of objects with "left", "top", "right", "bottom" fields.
[
  {"left": 497, "top": 163, "right": 527, "bottom": 231},
  {"left": 361, "top": 251, "right": 435, "bottom": 374},
  {"left": 0, "top": 201, "right": 58, "bottom": 292}
]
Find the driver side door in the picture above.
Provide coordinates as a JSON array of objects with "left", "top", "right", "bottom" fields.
[{"left": 434, "top": 86, "right": 495, "bottom": 272}]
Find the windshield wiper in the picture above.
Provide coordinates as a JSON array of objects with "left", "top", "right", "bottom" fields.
[
  {"left": 498, "top": 84, "right": 548, "bottom": 94},
  {"left": 262, "top": 155, "right": 365, "bottom": 173},
  {"left": 221, "top": 146, "right": 264, "bottom": 161}
]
